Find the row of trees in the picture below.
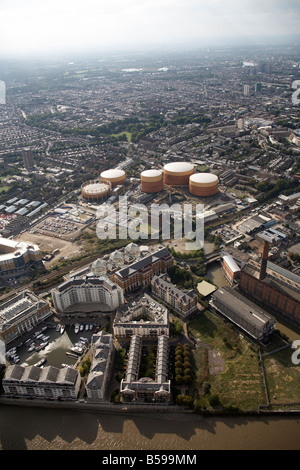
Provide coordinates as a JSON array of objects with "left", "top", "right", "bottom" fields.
[{"left": 173, "top": 343, "right": 194, "bottom": 386}]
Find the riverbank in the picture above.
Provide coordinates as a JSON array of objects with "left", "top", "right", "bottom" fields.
[{"left": 1, "top": 396, "right": 300, "bottom": 417}]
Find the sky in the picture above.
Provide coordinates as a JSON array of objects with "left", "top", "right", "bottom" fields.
[{"left": 0, "top": 0, "right": 300, "bottom": 58}]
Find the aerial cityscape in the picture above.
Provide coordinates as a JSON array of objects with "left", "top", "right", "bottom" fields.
[{"left": 0, "top": 0, "right": 300, "bottom": 454}]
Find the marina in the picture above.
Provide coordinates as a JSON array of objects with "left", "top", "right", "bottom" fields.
[{"left": 4, "top": 318, "right": 96, "bottom": 370}]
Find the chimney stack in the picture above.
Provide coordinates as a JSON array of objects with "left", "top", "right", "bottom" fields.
[{"left": 259, "top": 241, "right": 269, "bottom": 280}]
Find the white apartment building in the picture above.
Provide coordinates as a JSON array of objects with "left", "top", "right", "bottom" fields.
[{"left": 51, "top": 276, "right": 124, "bottom": 314}]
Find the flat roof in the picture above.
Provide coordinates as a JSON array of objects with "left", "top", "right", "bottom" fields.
[{"left": 197, "top": 280, "right": 217, "bottom": 297}]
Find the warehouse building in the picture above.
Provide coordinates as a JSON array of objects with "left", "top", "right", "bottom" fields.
[
  {"left": 221, "top": 254, "right": 241, "bottom": 285},
  {"left": 210, "top": 286, "right": 276, "bottom": 342}
]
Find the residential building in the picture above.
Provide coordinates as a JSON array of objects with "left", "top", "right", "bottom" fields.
[
  {"left": 113, "top": 294, "right": 169, "bottom": 338},
  {"left": 0, "top": 237, "right": 43, "bottom": 282},
  {"left": 3, "top": 364, "right": 80, "bottom": 400},
  {"left": 111, "top": 248, "right": 174, "bottom": 294},
  {"left": 86, "top": 331, "right": 114, "bottom": 401},
  {"left": 51, "top": 276, "right": 124, "bottom": 315},
  {"left": 22, "top": 148, "right": 35, "bottom": 170},
  {"left": 120, "top": 334, "right": 171, "bottom": 403},
  {"left": 0, "top": 290, "right": 51, "bottom": 345},
  {"left": 151, "top": 273, "right": 198, "bottom": 317}
]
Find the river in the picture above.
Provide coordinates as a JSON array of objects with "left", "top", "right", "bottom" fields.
[{"left": 0, "top": 405, "right": 299, "bottom": 450}]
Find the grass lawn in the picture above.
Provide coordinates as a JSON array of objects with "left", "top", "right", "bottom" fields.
[{"left": 111, "top": 131, "right": 132, "bottom": 142}]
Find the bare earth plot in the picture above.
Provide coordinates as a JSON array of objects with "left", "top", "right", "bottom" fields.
[{"left": 16, "top": 232, "right": 83, "bottom": 267}]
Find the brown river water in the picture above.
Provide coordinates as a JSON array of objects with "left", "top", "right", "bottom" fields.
[{"left": 0, "top": 406, "right": 299, "bottom": 450}]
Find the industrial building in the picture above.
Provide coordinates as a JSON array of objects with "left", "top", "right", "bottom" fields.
[
  {"left": 81, "top": 179, "right": 111, "bottom": 202},
  {"left": 113, "top": 294, "right": 169, "bottom": 338},
  {"left": 140, "top": 169, "right": 164, "bottom": 193},
  {"left": 163, "top": 162, "right": 194, "bottom": 186},
  {"left": 221, "top": 254, "right": 241, "bottom": 285},
  {"left": 0, "top": 290, "right": 51, "bottom": 345},
  {"left": 86, "top": 331, "right": 113, "bottom": 401},
  {"left": 239, "top": 241, "right": 300, "bottom": 328},
  {"left": 51, "top": 276, "right": 124, "bottom": 315},
  {"left": 111, "top": 248, "right": 174, "bottom": 294},
  {"left": 189, "top": 173, "right": 219, "bottom": 197},
  {"left": 3, "top": 364, "right": 80, "bottom": 401},
  {"left": 100, "top": 169, "right": 126, "bottom": 187},
  {"left": 210, "top": 286, "right": 276, "bottom": 342},
  {"left": 120, "top": 334, "right": 171, "bottom": 403},
  {"left": 0, "top": 237, "right": 43, "bottom": 281},
  {"left": 151, "top": 273, "right": 198, "bottom": 318}
]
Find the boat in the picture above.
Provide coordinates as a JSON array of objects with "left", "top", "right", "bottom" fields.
[
  {"left": 89, "top": 324, "right": 93, "bottom": 330},
  {"left": 60, "top": 325, "right": 65, "bottom": 334},
  {"left": 66, "top": 352, "right": 78, "bottom": 359},
  {"left": 79, "top": 324, "right": 84, "bottom": 331},
  {"left": 70, "top": 346, "right": 83, "bottom": 355},
  {"left": 41, "top": 326, "right": 48, "bottom": 332},
  {"left": 85, "top": 324, "right": 89, "bottom": 331},
  {"left": 27, "top": 344, "right": 35, "bottom": 352},
  {"left": 56, "top": 324, "right": 61, "bottom": 332},
  {"left": 35, "top": 357, "right": 47, "bottom": 367},
  {"left": 74, "top": 324, "right": 80, "bottom": 334},
  {"left": 35, "top": 344, "right": 44, "bottom": 352},
  {"left": 80, "top": 337, "right": 88, "bottom": 343},
  {"left": 13, "top": 356, "right": 20, "bottom": 363},
  {"left": 40, "top": 341, "right": 48, "bottom": 349}
]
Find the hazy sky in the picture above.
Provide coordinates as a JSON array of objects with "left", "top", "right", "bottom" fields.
[{"left": 1, "top": 0, "right": 300, "bottom": 57}]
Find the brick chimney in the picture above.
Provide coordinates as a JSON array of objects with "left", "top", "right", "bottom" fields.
[{"left": 259, "top": 241, "right": 269, "bottom": 280}]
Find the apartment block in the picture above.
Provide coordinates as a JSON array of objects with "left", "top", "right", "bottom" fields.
[
  {"left": 111, "top": 248, "right": 174, "bottom": 294},
  {"left": 151, "top": 273, "right": 198, "bottom": 317}
]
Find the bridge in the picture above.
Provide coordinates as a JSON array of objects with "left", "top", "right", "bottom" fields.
[{"left": 204, "top": 249, "right": 222, "bottom": 265}]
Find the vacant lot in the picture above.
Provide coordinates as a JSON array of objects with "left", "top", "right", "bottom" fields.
[
  {"left": 188, "top": 310, "right": 265, "bottom": 411},
  {"left": 16, "top": 231, "right": 83, "bottom": 267},
  {"left": 188, "top": 310, "right": 300, "bottom": 411}
]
